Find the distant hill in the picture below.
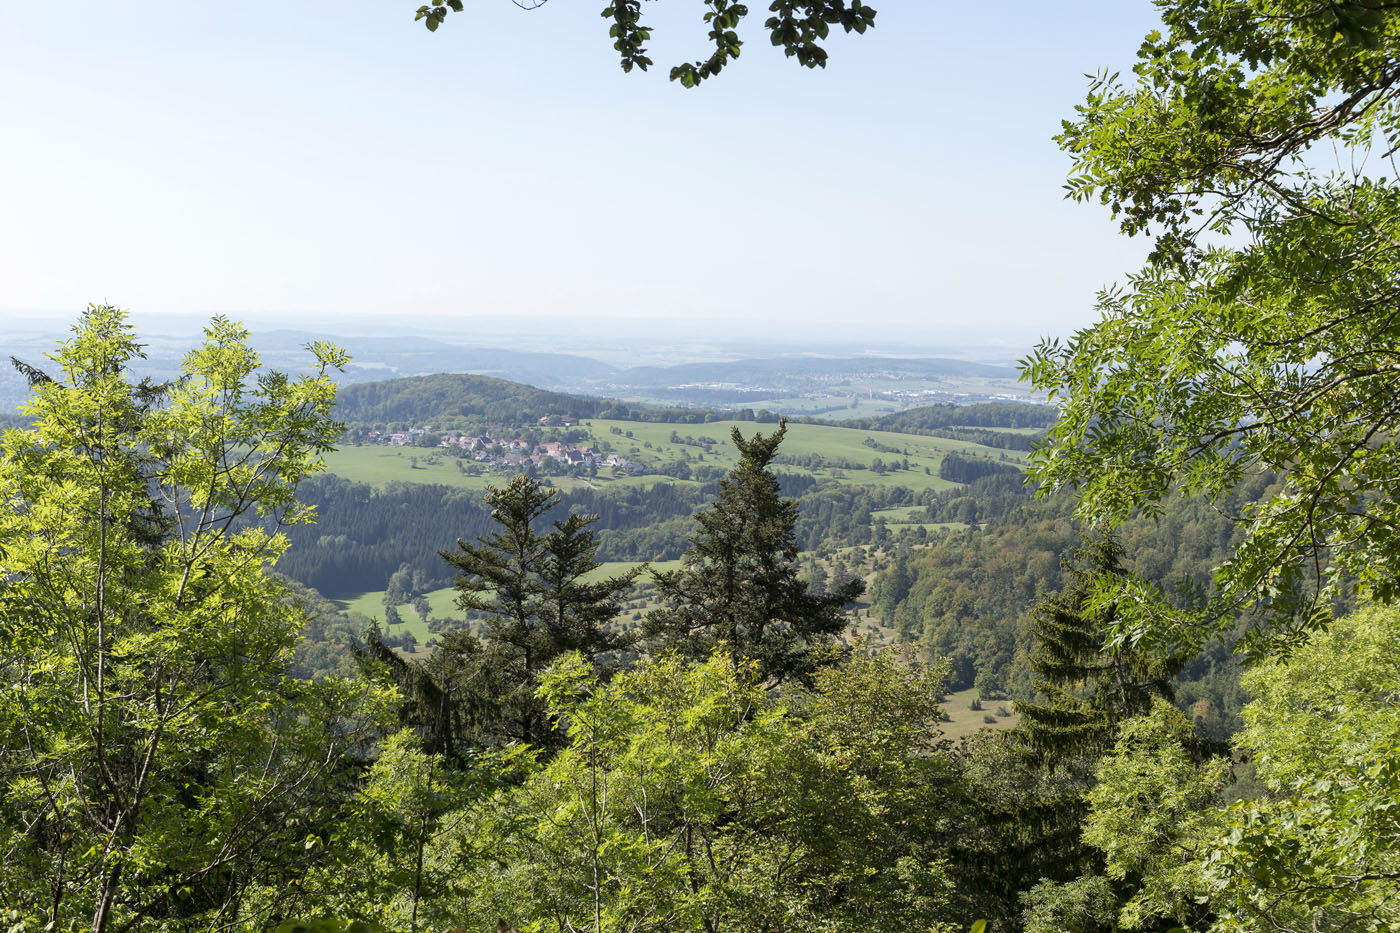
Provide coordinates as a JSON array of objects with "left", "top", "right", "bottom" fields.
[
  {"left": 251, "top": 330, "right": 619, "bottom": 388},
  {"left": 611, "top": 356, "right": 1016, "bottom": 391},
  {"left": 333, "top": 373, "right": 609, "bottom": 424},
  {"left": 871, "top": 401, "right": 1057, "bottom": 432}
]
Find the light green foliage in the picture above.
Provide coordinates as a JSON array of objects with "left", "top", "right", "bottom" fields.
[
  {"left": 444, "top": 650, "right": 957, "bottom": 932},
  {"left": 412, "top": 0, "right": 876, "bottom": 87},
  {"left": 1206, "top": 605, "right": 1400, "bottom": 931},
  {"left": 0, "top": 307, "right": 392, "bottom": 931},
  {"left": 271, "top": 919, "right": 384, "bottom": 933},
  {"left": 299, "top": 729, "right": 518, "bottom": 931},
  {"left": 1082, "top": 700, "right": 1229, "bottom": 930},
  {"left": 1019, "top": 875, "right": 1116, "bottom": 933},
  {"left": 1024, "top": 1, "right": 1400, "bottom": 657},
  {"left": 1076, "top": 605, "right": 1400, "bottom": 932}
]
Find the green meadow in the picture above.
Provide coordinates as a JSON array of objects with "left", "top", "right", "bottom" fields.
[
  {"left": 586, "top": 418, "right": 1021, "bottom": 494},
  {"left": 319, "top": 419, "right": 1022, "bottom": 495},
  {"left": 337, "top": 560, "right": 686, "bottom": 645}
]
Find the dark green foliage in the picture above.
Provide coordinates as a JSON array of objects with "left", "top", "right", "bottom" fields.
[
  {"left": 1013, "top": 535, "right": 1181, "bottom": 764},
  {"left": 937, "top": 451, "right": 1022, "bottom": 484},
  {"left": 872, "top": 401, "right": 1057, "bottom": 432},
  {"left": 440, "top": 476, "right": 639, "bottom": 746},
  {"left": 355, "top": 625, "right": 523, "bottom": 760},
  {"left": 276, "top": 476, "right": 710, "bottom": 598},
  {"left": 645, "top": 422, "right": 863, "bottom": 685},
  {"left": 416, "top": 0, "right": 875, "bottom": 87},
  {"left": 278, "top": 575, "right": 369, "bottom": 680},
  {"left": 927, "top": 426, "right": 1041, "bottom": 451},
  {"left": 951, "top": 536, "right": 1209, "bottom": 929},
  {"left": 876, "top": 478, "right": 1280, "bottom": 708},
  {"left": 335, "top": 373, "right": 605, "bottom": 426},
  {"left": 923, "top": 471, "right": 1033, "bottom": 525}
]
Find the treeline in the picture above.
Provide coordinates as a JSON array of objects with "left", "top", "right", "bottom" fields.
[
  {"left": 874, "top": 401, "right": 1057, "bottom": 431},
  {"left": 333, "top": 372, "right": 790, "bottom": 432},
  {"left": 925, "top": 471, "right": 1033, "bottom": 525},
  {"left": 787, "top": 401, "right": 1054, "bottom": 449},
  {"left": 278, "top": 476, "right": 730, "bottom": 597},
  {"left": 937, "top": 450, "right": 1022, "bottom": 483},
  {"left": 331, "top": 372, "right": 1061, "bottom": 437},
  {"left": 335, "top": 373, "right": 609, "bottom": 424},
  {"left": 279, "top": 470, "right": 837, "bottom": 600},
  {"left": 927, "top": 425, "right": 1039, "bottom": 450},
  {"left": 869, "top": 475, "right": 1288, "bottom": 740},
  {"left": 793, "top": 482, "right": 940, "bottom": 551}
]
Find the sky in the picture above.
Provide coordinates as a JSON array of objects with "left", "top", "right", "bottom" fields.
[{"left": 0, "top": 2, "right": 1167, "bottom": 348}]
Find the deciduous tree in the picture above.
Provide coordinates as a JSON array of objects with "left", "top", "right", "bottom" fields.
[
  {"left": 446, "top": 649, "right": 957, "bottom": 932},
  {"left": 1024, "top": 0, "right": 1400, "bottom": 657},
  {"left": 0, "top": 307, "right": 390, "bottom": 932}
]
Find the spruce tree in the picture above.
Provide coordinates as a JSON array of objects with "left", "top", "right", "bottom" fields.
[
  {"left": 356, "top": 624, "right": 521, "bottom": 761},
  {"left": 644, "top": 421, "right": 863, "bottom": 686},
  {"left": 437, "top": 475, "right": 638, "bottom": 747},
  {"left": 954, "top": 534, "right": 1186, "bottom": 927},
  {"left": 1013, "top": 533, "right": 1180, "bottom": 763}
]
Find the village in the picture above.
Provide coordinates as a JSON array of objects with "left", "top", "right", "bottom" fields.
[{"left": 357, "top": 416, "right": 644, "bottom": 476}]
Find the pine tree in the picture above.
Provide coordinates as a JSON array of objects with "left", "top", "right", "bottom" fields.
[
  {"left": 436, "top": 475, "right": 638, "bottom": 747},
  {"left": 644, "top": 422, "right": 863, "bottom": 686}
]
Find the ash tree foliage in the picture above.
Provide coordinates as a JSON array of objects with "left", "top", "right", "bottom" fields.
[
  {"left": 1078, "top": 603, "right": 1400, "bottom": 933},
  {"left": 413, "top": 0, "right": 876, "bottom": 87},
  {"left": 0, "top": 307, "right": 392, "bottom": 932},
  {"left": 1023, "top": 0, "right": 1400, "bottom": 657},
  {"left": 645, "top": 422, "right": 864, "bottom": 686},
  {"left": 441, "top": 650, "right": 959, "bottom": 933}
]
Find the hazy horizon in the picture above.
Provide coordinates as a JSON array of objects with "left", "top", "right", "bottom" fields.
[{"left": 2, "top": 2, "right": 1167, "bottom": 348}]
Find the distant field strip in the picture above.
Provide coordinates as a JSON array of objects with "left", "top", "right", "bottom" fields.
[
  {"left": 337, "top": 559, "right": 686, "bottom": 643},
  {"left": 321, "top": 419, "right": 1023, "bottom": 494}
]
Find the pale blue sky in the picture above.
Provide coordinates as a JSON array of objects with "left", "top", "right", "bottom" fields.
[{"left": 0, "top": 2, "right": 1165, "bottom": 345}]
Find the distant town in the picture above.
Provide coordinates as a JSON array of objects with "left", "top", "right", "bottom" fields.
[{"left": 355, "top": 418, "right": 644, "bottom": 476}]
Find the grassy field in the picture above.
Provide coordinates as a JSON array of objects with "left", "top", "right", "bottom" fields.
[
  {"left": 728, "top": 397, "right": 908, "bottom": 420},
  {"left": 338, "top": 560, "right": 686, "bottom": 645},
  {"left": 317, "top": 446, "right": 630, "bottom": 493},
  {"left": 939, "top": 687, "right": 1020, "bottom": 742},
  {"left": 320, "top": 420, "right": 1023, "bottom": 495},
  {"left": 587, "top": 419, "right": 1021, "bottom": 494}
]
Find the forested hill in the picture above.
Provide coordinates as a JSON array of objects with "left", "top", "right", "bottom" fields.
[
  {"left": 867, "top": 473, "right": 1291, "bottom": 742},
  {"left": 332, "top": 373, "right": 758, "bottom": 427},
  {"left": 872, "top": 401, "right": 1057, "bottom": 431},
  {"left": 814, "top": 401, "right": 1059, "bottom": 450},
  {"left": 334, "top": 373, "right": 610, "bottom": 424}
]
